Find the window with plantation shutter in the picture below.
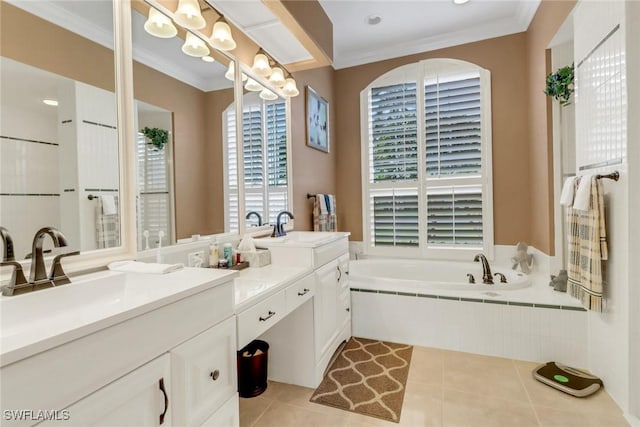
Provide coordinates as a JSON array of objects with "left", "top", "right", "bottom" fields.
[
  {"left": 362, "top": 59, "right": 493, "bottom": 258},
  {"left": 136, "top": 132, "right": 172, "bottom": 247},
  {"left": 224, "top": 95, "right": 289, "bottom": 231}
]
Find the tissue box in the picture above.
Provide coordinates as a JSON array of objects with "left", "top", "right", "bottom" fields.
[{"left": 239, "top": 249, "right": 271, "bottom": 267}]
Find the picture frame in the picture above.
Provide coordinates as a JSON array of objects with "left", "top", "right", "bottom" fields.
[{"left": 306, "top": 86, "right": 329, "bottom": 153}]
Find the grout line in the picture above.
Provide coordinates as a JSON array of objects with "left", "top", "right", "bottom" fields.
[
  {"left": 248, "top": 398, "right": 275, "bottom": 427},
  {"left": 512, "top": 358, "right": 543, "bottom": 426}
]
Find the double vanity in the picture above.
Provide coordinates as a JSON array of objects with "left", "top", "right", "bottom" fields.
[{"left": 0, "top": 231, "right": 350, "bottom": 426}]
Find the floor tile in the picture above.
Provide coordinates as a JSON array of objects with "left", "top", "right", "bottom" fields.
[
  {"left": 239, "top": 396, "right": 273, "bottom": 427},
  {"left": 442, "top": 388, "right": 539, "bottom": 427},
  {"left": 398, "top": 381, "right": 443, "bottom": 426},
  {"left": 534, "top": 406, "right": 630, "bottom": 427},
  {"left": 407, "top": 346, "right": 444, "bottom": 386},
  {"left": 253, "top": 401, "right": 346, "bottom": 427}
]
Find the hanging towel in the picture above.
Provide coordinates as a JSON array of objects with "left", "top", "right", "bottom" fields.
[
  {"left": 100, "top": 195, "right": 117, "bottom": 215},
  {"left": 560, "top": 177, "right": 577, "bottom": 207},
  {"left": 573, "top": 174, "right": 593, "bottom": 211},
  {"left": 108, "top": 260, "right": 184, "bottom": 274},
  {"left": 566, "top": 176, "right": 608, "bottom": 312},
  {"left": 96, "top": 195, "right": 121, "bottom": 249},
  {"left": 313, "top": 194, "right": 337, "bottom": 232}
]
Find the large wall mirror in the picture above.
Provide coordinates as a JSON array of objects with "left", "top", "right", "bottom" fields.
[{"left": 0, "top": 0, "right": 122, "bottom": 260}]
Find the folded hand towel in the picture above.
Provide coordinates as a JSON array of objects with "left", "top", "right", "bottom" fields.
[
  {"left": 560, "top": 177, "right": 577, "bottom": 206},
  {"left": 317, "top": 194, "right": 328, "bottom": 214},
  {"left": 100, "top": 195, "right": 117, "bottom": 215},
  {"left": 573, "top": 175, "right": 593, "bottom": 211},
  {"left": 108, "top": 260, "right": 184, "bottom": 274}
]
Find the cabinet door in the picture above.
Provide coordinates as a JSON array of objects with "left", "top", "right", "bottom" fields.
[
  {"left": 171, "top": 316, "right": 237, "bottom": 427},
  {"left": 337, "top": 254, "right": 349, "bottom": 291},
  {"left": 199, "top": 395, "right": 239, "bottom": 427},
  {"left": 314, "top": 259, "right": 339, "bottom": 358},
  {"left": 337, "top": 288, "right": 351, "bottom": 330},
  {"left": 41, "top": 355, "right": 171, "bottom": 427}
]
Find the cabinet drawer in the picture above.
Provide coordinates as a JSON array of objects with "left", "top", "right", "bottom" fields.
[
  {"left": 200, "top": 394, "right": 239, "bottom": 427},
  {"left": 171, "top": 317, "right": 236, "bottom": 427},
  {"left": 285, "top": 274, "right": 315, "bottom": 313},
  {"left": 237, "top": 291, "right": 286, "bottom": 350}
]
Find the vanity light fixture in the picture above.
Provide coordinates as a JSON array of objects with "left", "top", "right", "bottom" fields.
[
  {"left": 144, "top": 7, "right": 177, "bottom": 38},
  {"left": 202, "top": 55, "right": 215, "bottom": 63},
  {"left": 251, "top": 49, "right": 272, "bottom": 77},
  {"left": 181, "top": 32, "right": 210, "bottom": 57},
  {"left": 209, "top": 17, "right": 236, "bottom": 51},
  {"left": 282, "top": 75, "right": 299, "bottom": 97},
  {"left": 244, "top": 78, "right": 263, "bottom": 92},
  {"left": 259, "top": 88, "right": 278, "bottom": 101},
  {"left": 224, "top": 62, "right": 247, "bottom": 82},
  {"left": 453, "top": 0, "right": 470, "bottom": 4},
  {"left": 174, "top": 0, "right": 206, "bottom": 30},
  {"left": 268, "top": 66, "right": 286, "bottom": 88},
  {"left": 42, "top": 99, "right": 58, "bottom": 106}
]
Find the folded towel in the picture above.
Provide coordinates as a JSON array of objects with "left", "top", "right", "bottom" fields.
[
  {"left": 317, "top": 194, "right": 328, "bottom": 214},
  {"left": 326, "top": 194, "right": 335, "bottom": 214},
  {"left": 100, "top": 195, "right": 117, "bottom": 215},
  {"left": 560, "top": 177, "right": 576, "bottom": 206},
  {"left": 573, "top": 175, "right": 593, "bottom": 211},
  {"left": 108, "top": 260, "right": 184, "bottom": 274}
]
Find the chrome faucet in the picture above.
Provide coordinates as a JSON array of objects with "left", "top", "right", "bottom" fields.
[
  {"left": 473, "top": 253, "right": 494, "bottom": 284},
  {"left": 29, "top": 227, "right": 69, "bottom": 285},
  {"left": 245, "top": 211, "right": 263, "bottom": 226},
  {"left": 271, "top": 211, "right": 294, "bottom": 237},
  {"left": 0, "top": 226, "right": 15, "bottom": 261}
]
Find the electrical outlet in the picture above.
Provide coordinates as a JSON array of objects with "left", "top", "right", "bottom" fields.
[{"left": 188, "top": 251, "right": 205, "bottom": 267}]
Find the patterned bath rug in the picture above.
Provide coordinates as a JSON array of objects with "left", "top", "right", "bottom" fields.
[{"left": 310, "top": 337, "right": 413, "bottom": 423}]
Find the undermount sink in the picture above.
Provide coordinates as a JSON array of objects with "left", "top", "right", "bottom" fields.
[
  {"left": 0, "top": 267, "right": 236, "bottom": 366},
  {"left": 255, "top": 231, "right": 350, "bottom": 248}
]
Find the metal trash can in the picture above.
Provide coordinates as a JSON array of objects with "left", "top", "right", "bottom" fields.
[{"left": 237, "top": 340, "right": 269, "bottom": 397}]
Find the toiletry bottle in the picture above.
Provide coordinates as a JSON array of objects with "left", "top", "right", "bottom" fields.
[
  {"left": 223, "top": 243, "right": 233, "bottom": 267},
  {"left": 209, "top": 244, "right": 218, "bottom": 267}
]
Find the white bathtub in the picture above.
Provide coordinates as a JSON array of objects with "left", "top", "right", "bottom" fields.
[{"left": 350, "top": 258, "right": 531, "bottom": 291}]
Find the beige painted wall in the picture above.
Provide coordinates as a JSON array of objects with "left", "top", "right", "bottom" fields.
[
  {"left": 289, "top": 66, "right": 337, "bottom": 231},
  {"left": 334, "top": 33, "right": 531, "bottom": 244},
  {"left": 525, "top": 0, "right": 577, "bottom": 254}
]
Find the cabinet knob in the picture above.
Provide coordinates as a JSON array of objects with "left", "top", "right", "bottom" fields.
[
  {"left": 346, "top": 308, "right": 350, "bottom": 312},
  {"left": 297, "top": 288, "right": 310, "bottom": 296},
  {"left": 210, "top": 370, "right": 220, "bottom": 381}
]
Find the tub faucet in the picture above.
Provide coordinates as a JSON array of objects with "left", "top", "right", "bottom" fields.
[
  {"left": 473, "top": 253, "right": 494, "bottom": 284},
  {"left": 272, "top": 211, "right": 294, "bottom": 237},
  {"left": 29, "top": 227, "right": 69, "bottom": 285},
  {"left": 0, "top": 226, "right": 15, "bottom": 261},
  {"left": 245, "top": 211, "right": 263, "bottom": 226}
]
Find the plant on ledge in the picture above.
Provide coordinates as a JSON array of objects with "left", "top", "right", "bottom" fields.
[
  {"left": 544, "top": 64, "right": 574, "bottom": 106},
  {"left": 141, "top": 126, "right": 169, "bottom": 150}
]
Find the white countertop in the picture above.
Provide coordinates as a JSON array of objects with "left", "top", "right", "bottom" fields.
[
  {"left": 234, "top": 264, "right": 312, "bottom": 312},
  {"left": 0, "top": 267, "right": 237, "bottom": 367},
  {"left": 254, "top": 231, "right": 350, "bottom": 248}
]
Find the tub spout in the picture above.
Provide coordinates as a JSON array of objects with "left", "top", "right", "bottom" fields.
[{"left": 473, "top": 253, "right": 494, "bottom": 284}]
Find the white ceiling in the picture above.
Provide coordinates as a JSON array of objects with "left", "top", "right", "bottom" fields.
[{"left": 319, "top": 0, "right": 541, "bottom": 69}]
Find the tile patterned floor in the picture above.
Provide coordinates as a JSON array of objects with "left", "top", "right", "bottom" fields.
[{"left": 239, "top": 346, "right": 629, "bottom": 427}]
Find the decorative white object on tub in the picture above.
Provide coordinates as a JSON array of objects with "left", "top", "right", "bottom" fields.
[{"left": 511, "top": 242, "right": 534, "bottom": 274}]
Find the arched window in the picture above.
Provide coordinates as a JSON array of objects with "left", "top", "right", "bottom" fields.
[{"left": 360, "top": 59, "right": 494, "bottom": 259}]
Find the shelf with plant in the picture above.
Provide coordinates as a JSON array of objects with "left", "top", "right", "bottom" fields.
[
  {"left": 544, "top": 64, "right": 574, "bottom": 106},
  {"left": 140, "top": 127, "right": 169, "bottom": 150}
]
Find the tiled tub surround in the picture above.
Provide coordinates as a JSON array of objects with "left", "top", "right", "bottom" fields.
[{"left": 350, "top": 260, "right": 588, "bottom": 369}]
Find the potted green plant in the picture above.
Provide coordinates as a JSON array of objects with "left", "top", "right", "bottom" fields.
[
  {"left": 140, "top": 126, "right": 169, "bottom": 150},
  {"left": 544, "top": 64, "right": 574, "bottom": 106}
]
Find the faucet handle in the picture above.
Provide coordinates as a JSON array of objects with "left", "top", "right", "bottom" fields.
[
  {"left": 49, "top": 251, "right": 80, "bottom": 286},
  {"left": 0, "top": 261, "right": 29, "bottom": 296},
  {"left": 494, "top": 272, "right": 508, "bottom": 283}
]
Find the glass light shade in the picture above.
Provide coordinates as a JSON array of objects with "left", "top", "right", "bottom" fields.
[
  {"left": 144, "top": 8, "right": 177, "bottom": 38},
  {"left": 244, "top": 78, "right": 263, "bottom": 92},
  {"left": 181, "top": 32, "right": 210, "bottom": 57},
  {"left": 201, "top": 55, "right": 214, "bottom": 63},
  {"left": 174, "top": 0, "right": 206, "bottom": 29},
  {"left": 251, "top": 52, "right": 272, "bottom": 77},
  {"left": 209, "top": 19, "right": 236, "bottom": 51},
  {"left": 224, "top": 62, "right": 247, "bottom": 81},
  {"left": 259, "top": 88, "right": 278, "bottom": 101},
  {"left": 282, "top": 77, "right": 299, "bottom": 97},
  {"left": 269, "top": 67, "right": 286, "bottom": 87}
]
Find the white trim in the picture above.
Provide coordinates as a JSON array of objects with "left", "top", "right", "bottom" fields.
[{"left": 360, "top": 58, "right": 494, "bottom": 261}]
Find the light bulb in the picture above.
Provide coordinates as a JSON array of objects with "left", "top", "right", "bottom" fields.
[
  {"left": 282, "top": 77, "right": 299, "bottom": 97},
  {"left": 224, "top": 62, "right": 247, "bottom": 81},
  {"left": 269, "top": 67, "right": 286, "bottom": 87},
  {"left": 202, "top": 55, "right": 214, "bottom": 63},
  {"left": 252, "top": 52, "right": 272, "bottom": 77},
  {"left": 174, "top": 0, "right": 206, "bottom": 29},
  {"left": 210, "top": 18, "right": 236, "bottom": 51},
  {"left": 144, "top": 8, "right": 177, "bottom": 38},
  {"left": 244, "top": 78, "right": 263, "bottom": 92},
  {"left": 259, "top": 88, "right": 278, "bottom": 101},
  {"left": 181, "top": 32, "right": 209, "bottom": 57}
]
